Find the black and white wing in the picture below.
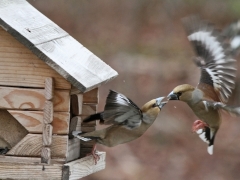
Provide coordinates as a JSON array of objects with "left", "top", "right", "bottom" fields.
[
  {"left": 103, "top": 90, "right": 142, "bottom": 129},
  {"left": 221, "top": 20, "right": 240, "bottom": 56},
  {"left": 183, "top": 16, "right": 237, "bottom": 103}
]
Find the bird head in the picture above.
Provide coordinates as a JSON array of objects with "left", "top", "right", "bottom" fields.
[
  {"left": 141, "top": 97, "right": 167, "bottom": 124},
  {"left": 167, "top": 84, "right": 196, "bottom": 103}
]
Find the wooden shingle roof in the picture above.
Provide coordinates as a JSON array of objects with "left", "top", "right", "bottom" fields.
[{"left": 0, "top": 0, "right": 118, "bottom": 92}]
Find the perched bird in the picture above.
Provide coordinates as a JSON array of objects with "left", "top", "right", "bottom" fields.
[
  {"left": 167, "top": 16, "right": 237, "bottom": 155},
  {"left": 73, "top": 90, "right": 167, "bottom": 163}
]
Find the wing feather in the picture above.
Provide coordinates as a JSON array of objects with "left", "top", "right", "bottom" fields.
[
  {"left": 103, "top": 90, "right": 142, "bottom": 129},
  {"left": 183, "top": 16, "right": 237, "bottom": 103}
]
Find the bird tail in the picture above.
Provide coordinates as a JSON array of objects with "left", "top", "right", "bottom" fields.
[
  {"left": 72, "top": 131, "right": 92, "bottom": 141},
  {"left": 196, "top": 127, "right": 216, "bottom": 155},
  {"left": 83, "top": 112, "right": 104, "bottom": 124}
]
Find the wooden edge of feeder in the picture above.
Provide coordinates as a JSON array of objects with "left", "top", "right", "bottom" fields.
[{"left": 64, "top": 151, "right": 106, "bottom": 180}]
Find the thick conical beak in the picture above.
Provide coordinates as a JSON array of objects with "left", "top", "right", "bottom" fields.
[
  {"left": 167, "top": 91, "right": 179, "bottom": 100},
  {"left": 155, "top": 97, "right": 167, "bottom": 109}
]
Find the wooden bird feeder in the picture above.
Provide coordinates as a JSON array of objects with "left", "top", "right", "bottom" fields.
[{"left": 0, "top": 0, "right": 118, "bottom": 179}]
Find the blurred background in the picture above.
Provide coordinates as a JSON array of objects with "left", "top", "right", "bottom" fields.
[{"left": 28, "top": 0, "right": 240, "bottom": 179}]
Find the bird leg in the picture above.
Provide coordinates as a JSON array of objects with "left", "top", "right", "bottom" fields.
[
  {"left": 86, "top": 144, "right": 100, "bottom": 165},
  {"left": 192, "top": 120, "right": 209, "bottom": 133}
]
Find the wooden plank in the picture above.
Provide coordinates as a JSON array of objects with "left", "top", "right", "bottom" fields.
[
  {"left": 71, "top": 116, "right": 82, "bottom": 131},
  {"left": 43, "top": 101, "right": 54, "bottom": 124},
  {"left": 71, "top": 94, "right": 83, "bottom": 115},
  {"left": 66, "top": 138, "right": 81, "bottom": 163},
  {"left": 0, "top": 28, "right": 71, "bottom": 90},
  {"left": 7, "top": 134, "right": 68, "bottom": 158},
  {"left": 82, "top": 104, "right": 97, "bottom": 115},
  {"left": 69, "top": 116, "right": 79, "bottom": 139},
  {"left": 0, "top": 109, "right": 28, "bottom": 149},
  {"left": 80, "top": 148, "right": 93, "bottom": 158},
  {"left": 65, "top": 152, "right": 106, "bottom": 180},
  {"left": 81, "top": 141, "right": 95, "bottom": 148},
  {"left": 83, "top": 88, "right": 99, "bottom": 104},
  {"left": 8, "top": 110, "right": 70, "bottom": 134},
  {"left": 0, "top": 86, "right": 70, "bottom": 111},
  {"left": 41, "top": 147, "right": 51, "bottom": 164},
  {"left": 0, "top": 156, "right": 65, "bottom": 164},
  {"left": 0, "top": 162, "right": 63, "bottom": 180},
  {"left": 0, "top": 1, "right": 118, "bottom": 92},
  {"left": 42, "top": 124, "right": 53, "bottom": 146},
  {"left": 45, "top": 77, "right": 54, "bottom": 100}
]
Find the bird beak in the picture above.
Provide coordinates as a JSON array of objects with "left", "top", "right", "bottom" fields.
[
  {"left": 155, "top": 97, "right": 167, "bottom": 109},
  {"left": 167, "top": 91, "right": 179, "bottom": 100}
]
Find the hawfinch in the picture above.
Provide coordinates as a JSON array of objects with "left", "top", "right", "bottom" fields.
[
  {"left": 167, "top": 16, "right": 237, "bottom": 155},
  {"left": 73, "top": 90, "right": 167, "bottom": 163}
]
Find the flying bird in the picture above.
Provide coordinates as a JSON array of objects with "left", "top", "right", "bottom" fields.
[
  {"left": 73, "top": 90, "right": 167, "bottom": 163},
  {"left": 167, "top": 16, "right": 237, "bottom": 155}
]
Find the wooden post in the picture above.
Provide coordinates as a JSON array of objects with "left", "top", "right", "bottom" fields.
[{"left": 41, "top": 77, "right": 54, "bottom": 164}]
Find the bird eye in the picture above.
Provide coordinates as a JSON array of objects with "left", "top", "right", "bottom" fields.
[{"left": 177, "top": 92, "right": 182, "bottom": 96}]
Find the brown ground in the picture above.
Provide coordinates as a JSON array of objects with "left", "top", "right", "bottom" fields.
[{"left": 28, "top": 1, "right": 240, "bottom": 179}]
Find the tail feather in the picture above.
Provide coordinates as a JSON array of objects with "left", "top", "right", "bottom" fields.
[
  {"left": 83, "top": 112, "right": 104, "bottom": 123},
  {"left": 72, "top": 131, "right": 92, "bottom": 142}
]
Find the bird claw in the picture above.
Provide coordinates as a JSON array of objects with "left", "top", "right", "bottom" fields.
[
  {"left": 86, "top": 144, "right": 100, "bottom": 165},
  {"left": 192, "top": 120, "right": 208, "bottom": 133}
]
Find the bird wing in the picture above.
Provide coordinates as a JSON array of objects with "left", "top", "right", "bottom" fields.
[
  {"left": 221, "top": 20, "right": 240, "bottom": 55},
  {"left": 183, "top": 16, "right": 237, "bottom": 103},
  {"left": 102, "top": 90, "right": 142, "bottom": 129},
  {"left": 203, "top": 100, "right": 240, "bottom": 117}
]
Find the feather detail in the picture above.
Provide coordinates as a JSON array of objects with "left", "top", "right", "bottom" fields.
[
  {"left": 183, "top": 16, "right": 237, "bottom": 103},
  {"left": 103, "top": 90, "right": 142, "bottom": 129}
]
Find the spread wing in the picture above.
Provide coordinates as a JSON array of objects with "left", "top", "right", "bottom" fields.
[
  {"left": 183, "top": 16, "right": 237, "bottom": 103},
  {"left": 103, "top": 90, "right": 142, "bottom": 129}
]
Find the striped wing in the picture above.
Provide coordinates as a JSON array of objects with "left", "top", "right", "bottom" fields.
[
  {"left": 183, "top": 16, "right": 237, "bottom": 103},
  {"left": 103, "top": 90, "right": 142, "bottom": 129}
]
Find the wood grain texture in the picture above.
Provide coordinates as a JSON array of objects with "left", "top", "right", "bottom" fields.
[
  {"left": 71, "top": 94, "right": 83, "bottom": 115},
  {"left": 83, "top": 88, "right": 99, "bottom": 104},
  {"left": 0, "top": 1, "right": 118, "bottom": 92},
  {"left": 0, "top": 162, "right": 63, "bottom": 179},
  {"left": 0, "top": 28, "right": 71, "bottom": 89},
  {"left": 41, "top": 147, "right": 51, "bottom": 164},
  {"left": 45, "top": 77, "right": 54, "bottom": 100},
  {"left": 82, "top": 104, "right": 97, "bottom": 115},
  {"left": 0, "top": 86, "right": 70, "bottom": 111},
  {"left": 43, "top": 101, "right": 53, "bottom": 124},
  {"left": 0, "top": 109, "right": 28, "bottom": 148},
  {"left": 0, "top": 156, "right": 65, "bottom": 164},
  {"left": 7, "top": 134, "right": 68, "bottom": 158},
  {"left": 71, "top": 116, "right": 82, "bottom": 131},
  {"left": 42, "top": 124, "right": 53, "bottom": 146},
  {"left": 8, "top": 110, "right": 70, "bottom": 134},
  {"left": 69, "top": 116, "right": 79, "bottom": 139},
  {"left": 65, "top": 151, "right": 106, "bottom": 180},
  {"left": 66, "top": 138, "right": 81, "bottom": 163}
]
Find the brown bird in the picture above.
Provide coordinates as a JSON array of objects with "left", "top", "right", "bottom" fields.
[
  {"left": 167, "top": 16, "right": 237, "bottom": 155},
  {"left": 73, "top": 90, "right": 167, "bottom": 163}
]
